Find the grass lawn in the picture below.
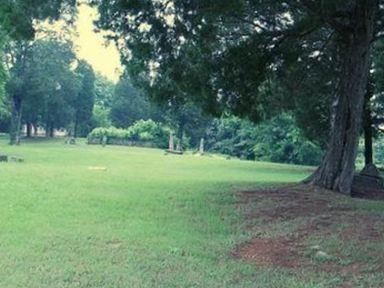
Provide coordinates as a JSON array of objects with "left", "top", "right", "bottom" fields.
[{"left": 0, "top": 137, "right": 383, "bottom": 287}]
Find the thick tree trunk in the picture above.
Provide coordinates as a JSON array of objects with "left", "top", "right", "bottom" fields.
[
  {"left": 311, "top": 1, "right": 376, "bottom": 195},
  {"left": 10, "top": 95, "right": 22, "bottom": 145},
  {"left": 363, "top": 79, "right": 374, "bottom": 166}
]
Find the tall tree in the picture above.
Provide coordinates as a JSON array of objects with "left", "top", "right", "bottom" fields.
[
  {"left": 8, "top": 38, "right": 79, "bottom": 141},
  {"left": 1, "top": 0, "right": 77, "bottom": 142},
  {"left": 110, "top": 74, "right": 152, "bottom": 128},
  {"left": 73, "top": 60, "right": 96, "bottom": 137},
  {"left": 34, "top": 39, "right": 79, "bottom": 137},
  {"left": 5, "top": 41, "right": 32, "bottom": 144},
  {"left": 93, "top": 0, "right": 381, "bottom": 195},
  {"left": 94, "top": 73, "right": 114, "bottom": 109}
]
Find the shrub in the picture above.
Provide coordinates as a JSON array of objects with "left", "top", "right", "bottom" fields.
[
  {"left": 88, "top": 120, "right": 170, "bottom": 148},
  {"left": 206, "top": 114, "right": 324, "bottom": 166}
]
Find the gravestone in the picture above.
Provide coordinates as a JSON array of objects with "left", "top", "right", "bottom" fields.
[
  {"left": 199, "top": 138, "right": 204, "bottom": 155},
  {"left": 9, "top": 156, "right": 24, "bottom": 163},
  {"left": 165, "top": 132, "right": 183, "bottom": 155},
  {"left": 0, "top": 155, "right": 24, "bottom": 163},
  {"left": 66, "top": 137, "right": 76, "bottom": 145},
  {"left": 102, "top": 136, "right": 108, "bottom": 147},
  {"left": 169, "top": 133, "right": 174, "bottom": 151},
  {"left": 176, "top": 142, "right": 182, "bottom": 152}
]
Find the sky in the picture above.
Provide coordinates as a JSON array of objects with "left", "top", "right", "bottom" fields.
[{"left": 74, "top": 4, "right": 122, "bottom": 83}]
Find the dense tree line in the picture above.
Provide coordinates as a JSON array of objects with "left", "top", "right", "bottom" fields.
[{"left": 3, "top": 37, "right": 96, "bottom": 142}]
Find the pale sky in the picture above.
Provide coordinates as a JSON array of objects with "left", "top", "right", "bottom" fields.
[
  {"left": 74, "top": 4, "right": 122, "bottom": 83},
  {"left": 38, "top": 4, "right": 123, "bottom": 83}
]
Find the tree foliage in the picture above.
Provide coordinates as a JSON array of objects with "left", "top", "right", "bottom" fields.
[
  {"left": 23, "top": 38, "right": 79, "bottom": 135},
  {"left": 88, "top": 120, "right": 170, "bottom": 148},
  {"left": 4, "top": 34, "right": 99, "bottom": 139},
  {"left": 94, "top": 73, "right": 114, "bottom": 109},
  {"left": 110, "top": 74, "right": 152, "bottom": 128},
  {"left": 74, "top": 60, "right": 96, "bottom": 137},
  {"left": 206, "top": 114, "right": 323, "bottom": 165},
  {"left": 0, "top": 0, "right": 76, "bottom": 40}
]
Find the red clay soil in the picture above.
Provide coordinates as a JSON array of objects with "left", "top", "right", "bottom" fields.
[
  {"left": 232, "top": 236, "right": 305, "bottom": 268},
  {"left": 233, "top": 184, "right": 384, "bottom": 272}
]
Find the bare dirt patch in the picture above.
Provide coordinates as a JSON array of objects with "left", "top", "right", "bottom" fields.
[
  {"left": 232, "top": 236, "right": 305, "bottom": 268},
  {"left": 233, "top": 184, "right": 384, "bottom": 275}
]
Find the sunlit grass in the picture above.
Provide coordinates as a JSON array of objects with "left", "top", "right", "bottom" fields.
[
  {"left": 4, "top": 136, "right": 382, "bottom": 287},
  {"left": 0, "top": 137, "right": 313, "bottom": 287}
]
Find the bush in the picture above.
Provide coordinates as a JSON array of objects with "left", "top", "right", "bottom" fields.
[
  {"left": 253, "top": 114, "right": 324, "bottom": 165},
  {"left": 296, "top": 141, "right": 324, "bottom": 166},
  {"left": 88, "top": 120, "right": 170, "bottom": 148},
  {"left": 206, "top": 117, "right": 257, "bottom": 160},
  {"left": 206, "top": 114, "right": 324, "bottom": 166}
]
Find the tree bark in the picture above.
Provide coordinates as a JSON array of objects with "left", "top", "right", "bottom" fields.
[
  {"left": 311, "top": 1, "right": 376, "bottom": 195},
  {"left": 33, "top": 123, "right": 38, "bottom": 136},
  {"left": 363, "top": 79, "right": 374, "bottom": 166},
  {"left": 46, "top": 123, "right": 54, "bottom": 138},
  {"left": 26, "top": 122, "right": 32, "bottom": 138},
  {"left": 9, "top": 95, "right": 22, "bottom": 145},
  {"left": 74, "top": 115, "right": 79, "bottom": 138},
  {"left": 49, "top": 126, "right": 54, "bottom": 138}
]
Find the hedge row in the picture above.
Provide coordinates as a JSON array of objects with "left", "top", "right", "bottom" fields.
[{"left": 88, "top": 120, "right": 170, "bottom": 149}]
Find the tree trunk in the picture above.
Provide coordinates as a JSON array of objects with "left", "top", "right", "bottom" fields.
[
  {"left": 26, "top": 122, "right": 32, "bottom": 138},
  {"left": 46, "top": 123, "right": 54, "bottom": 138},
  {"left": 363, "top": 79, "right": 374, "bottom": 166},
  {"left": 74, "top": 115, "right": 79, "bottom": 138},
  {"left": 49, "top": 126, "right": 54, "bottom": 138},
  {"left": 10, "top": 95, "right": 22, "bottom": 145},
  {"left": 311, "top": 1, "right": 376, "bottom": 195},
  {"left": 33, "top": 123, "right": 38, "bottom": 136}
]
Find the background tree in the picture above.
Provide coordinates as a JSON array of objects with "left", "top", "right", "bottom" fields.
[
  {"left": 0, "top": 91, "right": 10, "bottom": 133},
  {"left": 1, "top": 0, "right": 77, "bottom": 142},
  {"left": 91, "top": 73, "right": 115, "bottom": 129},
  {"left": 163, "top": 100, "right": 212, "bottom": 150},
  {"left": 206, "top": 114, "right": 323, "bottom": 164},
  {"left": 5, "top": 41, "right": 32, "bottom": 144},
  {"left": 110, "top": 74, "right": 152, "bottom": 128},
  {"left": 94, "top": 73, "right": 114, "bottom": 109},
  {"left": 34, "top": 39, "right": 79, "bottom": 137},
  {"left": 6, "top": 37, "right": 79, "bottom": 141},
  {"left": 73, "top": 60, "right": 96, "bottom": 137},
  {"left": 91, "top": 104, "right": 111, "bottom": 128}
]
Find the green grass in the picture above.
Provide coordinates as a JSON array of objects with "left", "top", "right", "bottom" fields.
[{"left": 0, "top": 137, "right": 383, "bottom": 287}]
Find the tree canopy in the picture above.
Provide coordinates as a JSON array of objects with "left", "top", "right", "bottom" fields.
[
  {"left": 92, "top": 0, "right": 382, "bottom": 195},
  {"left": 73, "top": 60, "right": 96, "bottom": 137},
  {"left": 0, "top": 0, "right": 76, "bottom": 40}
]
